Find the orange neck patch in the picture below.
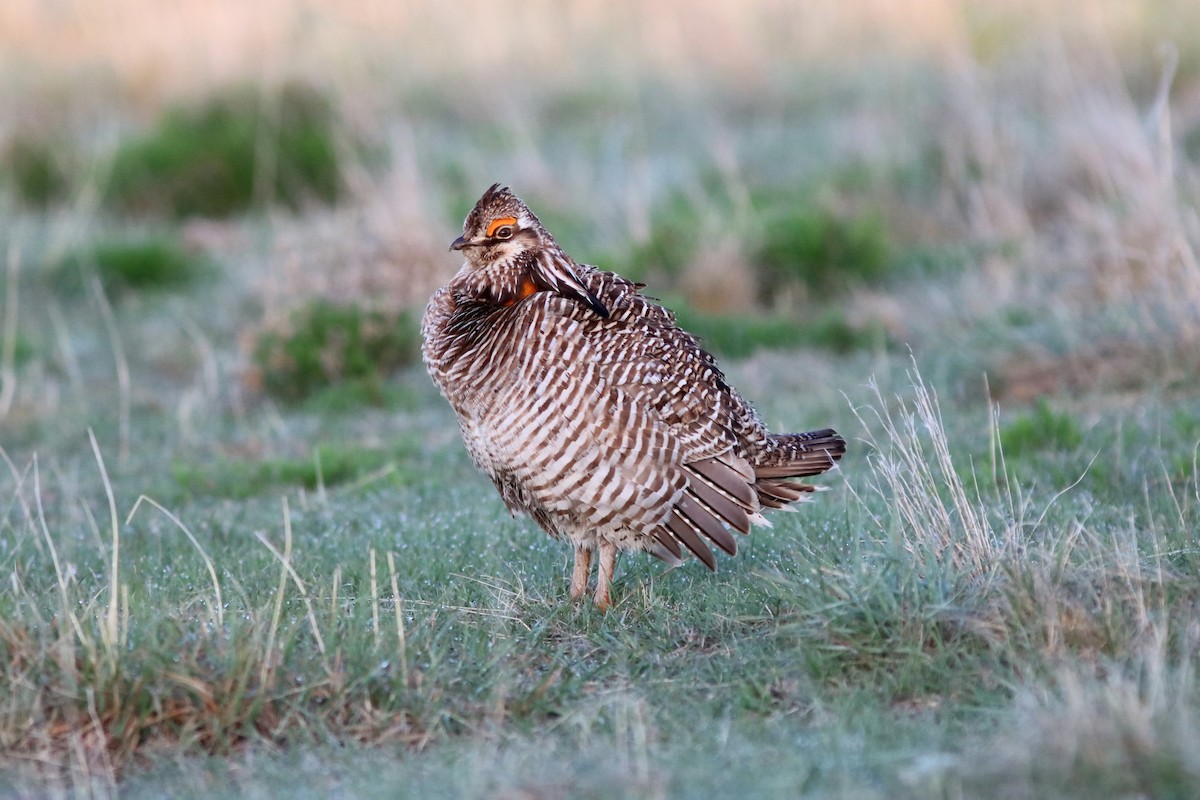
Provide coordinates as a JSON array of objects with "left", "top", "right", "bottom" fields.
[
  {"left": 486, "top": 216, "right": 518, "bottom": 238},
  {"left": 503, "top": 275, "right": 539, "bottom": 306},
  {"left": 516, "top": 275, "right": 538, "bottom": 300}
]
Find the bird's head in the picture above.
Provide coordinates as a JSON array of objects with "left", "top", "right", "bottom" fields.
[
  {"left": 450, "top": 183, "right": 550, "bottom": 267},
  {"left": 450, "top": 184, "right": 608, "bottom": 317}
]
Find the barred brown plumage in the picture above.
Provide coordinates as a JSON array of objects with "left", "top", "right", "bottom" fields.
[{"left": 422, "top": 184, "right": 846, "bottom": 609}]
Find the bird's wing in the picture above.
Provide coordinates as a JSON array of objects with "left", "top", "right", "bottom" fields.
[{"left": 487, "top": 274, "right": 760, "bottom": 567}]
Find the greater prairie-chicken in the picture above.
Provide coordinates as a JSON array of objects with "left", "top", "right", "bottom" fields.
[{"left": 422, "top": 184, "right": 845, "bottom": 609}]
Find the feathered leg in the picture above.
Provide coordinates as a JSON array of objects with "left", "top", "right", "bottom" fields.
[
  {"left": 594, "top": 540, "right": 617, "bottom": 611},
  {"left": 569, "top": 544, "right": 592, "bottom": 601}
]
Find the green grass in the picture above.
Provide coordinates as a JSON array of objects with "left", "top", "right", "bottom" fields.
[
  {"left": 172, "top": 441, "right": 422, "bottom": 500},
  {"left": 754, "top": 203, "right": 891, "bottom": 300},
  {"left": 252, "top": 300, "right": 421, "bottom": 405},
  {"left": 672, "top": 303, "right": 887, "bottom": 358},
  {"left": 104, "top": 82, "right": 348, "bottom": 218},
  {"left": 4, "top": 349, "right": 1199, "bottom": 798},
  {"left": 2, "top": 129, "right": 71, "bottom": 207},
  {"left": 619, "top": 192, "right": 704, "bottom": 284},
  {"left": 51, "top": 233, "right": 213, "bottom": 296},
  {"left": 3, "top": 331, "right": 36, "bottom": 366},
  {"left": 611, "top": 178, "right": 897, "bottom": 318},
  {"left": 999, "top": 399, "right": 1084, "bottom": 458}
]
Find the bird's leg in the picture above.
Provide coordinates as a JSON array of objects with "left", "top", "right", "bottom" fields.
[
  {"left": 594, "top": 540, "right": 618, "bottom": 611},
  {"left": 569, "top": 544, "right": 592, "bottom": 601}
]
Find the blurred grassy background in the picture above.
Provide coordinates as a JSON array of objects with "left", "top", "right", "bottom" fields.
[
  {"left": 4, "top": 2, "right": 1200, "bottom": 797},
  {"left": 3, "top": 0, "right": 1200, "bottom": 407}
]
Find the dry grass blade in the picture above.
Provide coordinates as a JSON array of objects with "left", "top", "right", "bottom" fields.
[
  {"left": 126, "top": 494, "right": 225, "bottom": 627},
  {"left": 89, "top": 280, "right": 131, "bottom": 465},
  {"left": 849, "top": 358, "right": 1015, "bottom": 579},
  {"left": 369, "top": 546, "right": 380, "bottom": 651},
  {"left": 87, "top": 428, "right": 124, "bottom": 667},
  {"left": 387, "top": 551, "right": 408, "bottom": 688},
  {"left": 31, "top": 454, "right": 90, "bottom": 651},
  {"left": 254, "top": 498, "right": 327, "bottom": 657}
]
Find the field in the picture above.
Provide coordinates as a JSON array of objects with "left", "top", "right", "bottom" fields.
[{"left": 3, "top": 1, "right": 1200, "bottom": 797}]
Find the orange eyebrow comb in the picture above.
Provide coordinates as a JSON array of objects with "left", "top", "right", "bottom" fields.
[{"left": 486, "top": 217, "right": 518, "bottom": 237}]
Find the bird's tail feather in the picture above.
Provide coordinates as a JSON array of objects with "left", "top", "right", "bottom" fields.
[{"left": 752, "top": 428, "right": 845, "bottom": 508}]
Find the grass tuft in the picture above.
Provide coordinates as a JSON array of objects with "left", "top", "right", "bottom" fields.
[
  {"left": 852, "top": 363, "right": 1017, "bottom": 579},
  {"left": 999, "top": 399, "right": 1084, "bottom": 458},
  {"left": 673, "top": 303, "right": 886, "bottom": 358},
  {"left": 250, "top": 300, "right": 419, "bottom": 405},
  {"left": 968, "top": 634, "right": 1200, "bottom": 798},
  {"left": 2, "top": 130, "right": 72, "bottom": 207},
  {"left": 105, "top": 82, "right": 349, "bottom": 218},
  {"left": 618, "top": 193, "right": 703, "bottom": 285},
  {"left": 754, "top": 204, "right": 891, "bottom": 302},
  {"left": 51, "top": 233, "right": 213, "bottom": 296},
  {"left": 172, "top": 442, "right": 419, "bottom": 499}
]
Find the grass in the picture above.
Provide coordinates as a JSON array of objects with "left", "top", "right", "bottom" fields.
[
  {"left": 4, "top": 0, "right": 1200, "bottom": 797},
  {"left": 104, "top": 82, "right": 349, "bottom": 218},
  {"left": 250, "top": 300, "right": 421, "bottom": 405},
  {"left": 51, "top": 233, "right": 213, "bottom": 296},
  {"left": 5, "top": 362, "right": 1198, "bottom": 798},
  {"left": 2, "top": 129, "right": 71, "bottom": 207},
  {"left": 618, "top": 191, "right": 705, "bottom": 285},
  {"left": 999, "top": 399, "right": 1085, "bottom": 458},
  {"left": 171, "top": 441, "right": 422, "bottom": 499},
  {"left": 754, "top": 202, "right": 892, "bottom": 301},
  {"left": 672, "top": 303, "right": 886, "bottom": 358}
]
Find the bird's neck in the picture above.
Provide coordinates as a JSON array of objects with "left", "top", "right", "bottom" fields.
[{"left": 458, "top": 248, "right": 550, "bottom": 308}]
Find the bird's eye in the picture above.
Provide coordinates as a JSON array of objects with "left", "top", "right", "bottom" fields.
[{"left": 486, "top": 216, "right": 518, "bottom": 239}]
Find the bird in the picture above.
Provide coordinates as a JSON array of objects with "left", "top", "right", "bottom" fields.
[{"left": 421, "top": 184, "right": 845, "bottom": 610}]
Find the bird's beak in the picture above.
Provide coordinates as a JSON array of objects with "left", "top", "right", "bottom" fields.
[{"left": 449, "top": 236, "right": 469, "bottom": 252}]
